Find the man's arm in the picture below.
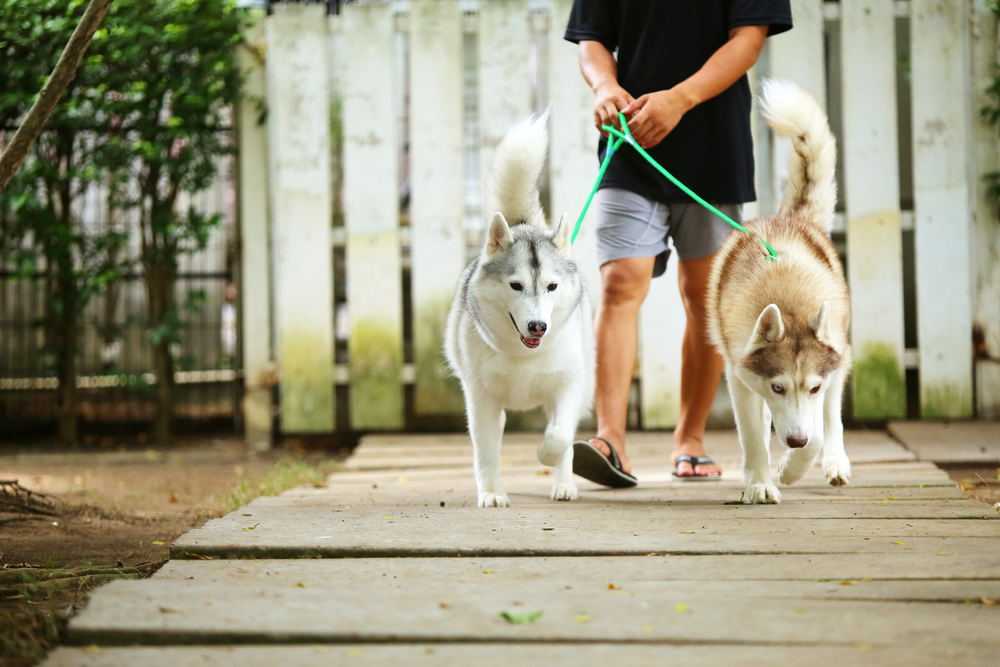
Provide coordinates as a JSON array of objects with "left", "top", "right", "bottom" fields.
[
  {"left": 623, "top": 25, "right": 769, "bottom": 149},
  {"left": 579, "top": 40, "right": 634, "bottom": 136}
]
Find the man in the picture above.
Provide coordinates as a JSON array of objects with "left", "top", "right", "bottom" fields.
[{"left": 565, "top": 1, "right": 793, "bottom": 484}]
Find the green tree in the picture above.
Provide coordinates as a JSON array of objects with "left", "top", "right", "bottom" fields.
[
  {"left": 1, "top": 0, "right": 247, "bottom": 443},
  {"left": 0, "top": 0, "right": 127, "bottom": 444},
  {"left": 90, "top": 0, "right": 247, "bottom": 442}
]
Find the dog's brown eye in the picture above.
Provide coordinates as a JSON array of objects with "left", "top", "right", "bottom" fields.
[
  {"left": 810, "top": 385, "right": 821, "bottom": 395},
  {"left": 547, "top": 283, "right": 557, "bottom": 292},
  {"left": 771, "top": 384, "right": 786, "bottom": 395},
  {"left": 510, "top": 282, "right": 523, "bottom": 291}
]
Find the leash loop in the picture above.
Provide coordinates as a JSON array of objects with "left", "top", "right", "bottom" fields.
[{"left": 572, "top": 112, "right": 778, "bottom": 262}]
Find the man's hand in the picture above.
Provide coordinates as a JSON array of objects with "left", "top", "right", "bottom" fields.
[
  {"left": 622, "top": 88, "right": 696, "bottom": 149},
  {"left": 619, "top": 25, "right": 769, "bottom": 150},
  {"left": 594, "top": 81, "right": 634, "bottom": 136},
  {"left": 579, "top": 41, "right": 634, "bottom": 136}
]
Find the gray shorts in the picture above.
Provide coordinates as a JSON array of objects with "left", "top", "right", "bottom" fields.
[{"left": 593, "top": 187, "right": 742, "bottom": 278}]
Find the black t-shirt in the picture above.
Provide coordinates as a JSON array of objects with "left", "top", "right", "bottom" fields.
[{"left": 564, "top": 0, "right": 792, "bottom": 204}]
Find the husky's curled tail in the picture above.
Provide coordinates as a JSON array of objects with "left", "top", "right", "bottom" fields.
[
  {"left": 486, "top": 112, "right": 548, "bottom": 228},
  {"left": 760, "top": 79, "right": 837, "bottom": 234}
]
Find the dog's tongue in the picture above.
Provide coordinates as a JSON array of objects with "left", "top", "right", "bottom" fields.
[{"left": 523, "top": 337, "right": 541, "bottom": 348}]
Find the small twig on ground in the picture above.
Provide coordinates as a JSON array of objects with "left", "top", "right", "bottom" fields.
[{"left": 0, "top": 481, "right": 61, "bottom": 517}]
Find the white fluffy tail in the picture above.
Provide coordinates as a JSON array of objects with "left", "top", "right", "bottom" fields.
[
  {"left": 487, "top": 112, "right": 548, "bottom": 228},
  {"left": 761, "top": 79, "right": 837, "bottom": 234}
]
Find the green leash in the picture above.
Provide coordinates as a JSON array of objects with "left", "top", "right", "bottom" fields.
[{"left": 571, "top": 112, "right": 778, "bottom": 261}]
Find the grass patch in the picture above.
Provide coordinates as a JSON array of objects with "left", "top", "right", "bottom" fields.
[
  {"left": 221, "top": 455, "right": 338, "bottom": 513},
  {"left": 0, "top": 562, "right": 161, "bottom": 667},
  {"left": 0, "top": 604, "right": 62, "bottom": 667}
]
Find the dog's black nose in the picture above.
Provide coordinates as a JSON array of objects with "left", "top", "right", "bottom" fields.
[
  {"left": 527, "top": 321, "right": 547, "bottom": 337},
  {"left": 786, "top": 435, "right": 808, "bottom": 449}
]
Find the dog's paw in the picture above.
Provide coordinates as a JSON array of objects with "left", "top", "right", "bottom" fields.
[
  {"left": 478, "top": 492, "right": 511, "bottom": 508},
  {"left": 823, "top": 455, "right": 851, "bottom": 487},
  {"left": 744, "top": 482, "right": 782, "bottom": 504},
  {"left": 777, "top": 452, "right": 809, "bottom": 486},
  {"left": 550, "top": 480, "right": 578, "bottom": 502}
]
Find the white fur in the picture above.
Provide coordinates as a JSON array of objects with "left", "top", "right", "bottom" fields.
[
  {"left": 710, "top": 80, "right": 851, "bottom": 504},
  {"left": 486, "top": 112, "right": 549, "bottom": 229},
  {"left": 760, "top": 78, "right": 838, "bottom": 234},
  {"left": 446, "top": 118, "right": 594, "bottom": 508}
]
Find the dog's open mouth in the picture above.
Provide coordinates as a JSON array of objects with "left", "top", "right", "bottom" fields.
[{"left": 520, "top": 335, "right": 541, "bottom": 349}]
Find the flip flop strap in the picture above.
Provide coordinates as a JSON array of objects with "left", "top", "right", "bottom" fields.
[
  {"left": 674, "top": 454, "right": 696, "bottom": 467},
  {"left": 591, "top": 436, "right": 622, "bottom": 470}
]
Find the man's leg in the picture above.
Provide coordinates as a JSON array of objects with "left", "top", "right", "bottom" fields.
[
  {"left": 673, "top": 254, "right": 725, "bottom": 476},
  {"left": 590, "top": 256, "right": 656, "bottom": 475}
]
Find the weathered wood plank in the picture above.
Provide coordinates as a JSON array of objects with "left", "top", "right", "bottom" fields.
[
  {"left": 171, "top": 503, "right": 998, "bottom": 561},
  {"left": 342, "top": 2, "right": 404, "bottom": 429},
  {"left": 970, "top": 1, "right": 1000, "bottom": 419},
  {"left": 266, "top": 4, "right": 335, "bottom": 432},
  {"left": 888, "top": 421, "right": 1000, "bottom": 462},
  {"left": 41, "top": 644, "right": 1000, "bottom": 667},
  {"left": 548, "top": 0, "right": 602, "bottom": 309},
  {"left": 154, "top": 553, "right": 1000, "bottom": 584},
  {"left": 409, "top": 0, "right": 466, "bottom": 415},
  {"left": 840, "top": 0, "right": 907, "bottom": 420},
  {"left": 478, "top": 0, "right": 532, "bottom": 222},
  {"left": 910, "top": 0, "right": 974, "bottom": 418},
  {"left": 66, "top": 578, "right": 1000, "bottom": 647},
  {"left": 768, "top": 0, "right": 826, "bottom": 208},
  {"left": 237, "top": 17, "right": 273, "bottom": 449}
]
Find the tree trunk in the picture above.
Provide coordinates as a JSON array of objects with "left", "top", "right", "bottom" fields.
[
  {"left": 0, "top": 0, "right": 114, "bottom": 192},
  {"left": 146, "top": 257, "right": 175, "bottom": 443}
]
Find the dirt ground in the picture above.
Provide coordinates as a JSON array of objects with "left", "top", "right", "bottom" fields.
[
  {"left": 944, "top": 465, "right": 1000, "bottom": 507},
  {"left": 0, "top": 437, "right": 341, "bottom": 667}
]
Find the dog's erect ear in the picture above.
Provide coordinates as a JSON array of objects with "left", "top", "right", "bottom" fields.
[
  {"left": 552, "top": 212, "right": 572, "bottom": 254},
  {"left": 750, "top": 304, "right": 785, "bottom": 348},
  {"left": 485, "top": 212, "right": 513, "bottom": 257},
  {"left": 809, "top": 301, "right": 832, "bottom": 345}
]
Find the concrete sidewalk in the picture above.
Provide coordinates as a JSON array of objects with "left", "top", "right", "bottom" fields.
[{"left": 44, "top": 429, "right": 1000, "bottom": 666}]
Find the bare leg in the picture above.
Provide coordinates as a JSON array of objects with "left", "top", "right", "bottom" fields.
[
  {"left": 673, "top": 254, "right": 724, "bottom": 476},
  {"left": 590, "top": 256, "right": 655, "bottom": 475}
]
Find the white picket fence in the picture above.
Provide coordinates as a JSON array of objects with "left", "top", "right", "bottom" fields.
[{"left": 238, "top": 0, "right": 1000, "bottom": 441}]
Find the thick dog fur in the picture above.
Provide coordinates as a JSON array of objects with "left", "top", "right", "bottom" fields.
[
  {"left": 707, "top": 80, "right": 852, "bottom": 505},
  {"left": 445, "top": 115, "right": 595, "bottom": 508}
]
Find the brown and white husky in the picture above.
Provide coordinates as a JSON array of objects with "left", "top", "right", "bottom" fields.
[{"left": 707, "top": 79, "right": 852, "bottom": 505}]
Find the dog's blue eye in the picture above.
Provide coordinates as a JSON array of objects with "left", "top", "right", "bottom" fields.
[
  {"left": 510, "top": 282, "right": 523, "bottom": 291},
  {"left": 547, "top": 283, "right": 557, "bottom": 292},
  {"left": 771, "top": 384, "right": 786, "bottom": 395}
]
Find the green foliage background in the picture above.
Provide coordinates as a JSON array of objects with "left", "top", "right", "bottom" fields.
[{"left": 0, "top": 0, "right": 248, "bottom": 442}]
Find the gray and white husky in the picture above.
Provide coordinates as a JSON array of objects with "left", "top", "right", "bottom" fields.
[
  {"left": 445, "top": 114, "right": 595, "bottom": 508},
  {"left": 707, "top": 80, "right": 852, "bottom": 504}
]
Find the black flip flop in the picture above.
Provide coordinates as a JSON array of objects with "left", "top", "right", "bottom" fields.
[
  {"left": 572, "top": 437, "right": 637, "bottom": 488},
  {"left": 672, "top": 454, "right": 723, "bottom": 482}
]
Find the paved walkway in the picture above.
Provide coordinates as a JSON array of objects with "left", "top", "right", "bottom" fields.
[{"left": 44, "top": 429, "right": 999, "bottom": 666}]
